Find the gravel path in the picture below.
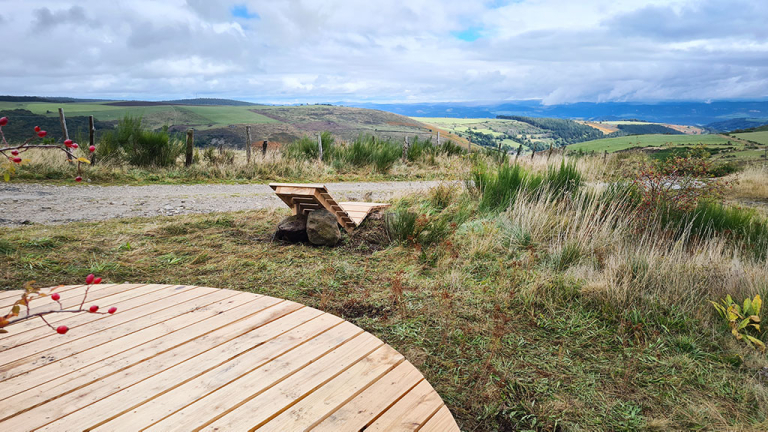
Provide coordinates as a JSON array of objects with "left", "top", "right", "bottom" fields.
[{"left": 0, "top": 181, "right": 450, "bottom": 226}]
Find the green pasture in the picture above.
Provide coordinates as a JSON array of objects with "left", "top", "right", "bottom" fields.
[
  {"left": 569, "top": 134, "right": 732, "bottom": 153},
  {"left": 734, "top": 131, "right": 768, "bottom": 145}
]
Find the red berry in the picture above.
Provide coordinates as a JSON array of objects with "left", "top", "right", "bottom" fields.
[
  {"left": 11, "top": 150, "right": 18, "bottom": 156},
  {"left": 93, "top": 277, "right": 102, "bottom": 284},
  {"left": 37, "top": 131, "right": 47, "bottom": 138},
  {"left": 72, "top": 143, "right": 79, "bottom": 149},
  {"left": 89, "top": 305, "right": 99, "bottom": 313},
  {"left": 56, "top": 325, "right": 68, "bottom": 334},
  {"left": 51, "top": 293, "right": 61, "bottom": 301},
  {"left": 0, "top": 117, "right": 7, "bottom": 126},
  {"left": 64, "top": 139, "right": 73, "bottom": 147},
  {"left": 34, "top": 126, "right": 41, "bottom": 132},
  {"left": 12, "top": 157, "right": 21, "bottom": 163},
  {"left": 85, "top": 273, "right": 95, "bottom": 284},
  {"left": 108, "top": 307, "right": 117, "bottom": 314},
  {"left": 89, "top": 145, "right": 96, "bottom": 153},
  {"left": 75, "top": 176, "right": 82, "bottom": 182}
]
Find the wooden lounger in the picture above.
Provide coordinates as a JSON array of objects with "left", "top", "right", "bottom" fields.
[{"left": 269, "top": 183, "right": 390, "bottom": 232}]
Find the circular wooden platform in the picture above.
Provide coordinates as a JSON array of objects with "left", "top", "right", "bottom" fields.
[{"left": 0, "top": 284, "right": 459, "bottom": 431}]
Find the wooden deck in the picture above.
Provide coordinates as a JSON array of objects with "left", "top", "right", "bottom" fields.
[
  {"left": 270, "top": 183, "right": 389, "bottom": 232},
  {"left": 0, "top": 284, "right": 459, "bottom": 431}
]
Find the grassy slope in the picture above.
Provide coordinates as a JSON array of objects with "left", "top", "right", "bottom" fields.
[
  {"left": 569, "top": 134, "right": 732, "bottom": 153},
  {"left": 735, "top": 131, "right": 768, "bottom": 145},
  {"left": 1, "top": 203, "right": 765, "bottom": 431},
  {"left": 0, "top": 101, "right": 436, "bottom": 144}
]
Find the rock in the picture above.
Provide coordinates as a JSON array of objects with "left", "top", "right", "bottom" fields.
[
  {"left": 274, "top": 214, "right": 308, "bottom": 243},
  {"left": 307, "top": 209, "right": 341, "bottom": 246}
]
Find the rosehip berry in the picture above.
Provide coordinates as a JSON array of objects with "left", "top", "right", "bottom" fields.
[
  {"left": 85, "top": 273, "right": 95, "bottom": 284},
  {"left": 75, "top": 176, "right": 82, "bottom": 182},
  {"left": 12, "top": 157, "right": 22, "bottom": 163},
  {"left": 0, "top": 117, "right": 7, "bottom": 126},
  {"left": 34, "top": 126, "right": 41, "bottom": 132},
  {"left": 56, "top": 325, "right": 68, "bottom": 334},
  {"left": 108, "top": 307, "right": 117, "bottom": 314},
  {"left": 89, "top": 145, "right": 96, "bottom": 153},
  {"left": 72, "top": 143, "right": 79, "bottom": 149},
  {"left": 51, "top": 293, "right": 61, "bottom": 301},
  {"left": 11, "top": 150, "right": 18, "bottom": 156},
  {"left": 93, "top": 277, "right": 102, "bottom": 284},
  {"left": 37, "top": 130, "right": 47, "bottom": 138},
  {"left": 64, "top": 139, "right": 73, "bottom": 147},
  {"left": 89, "top": 305, "right": 99, "bottom": 313}
]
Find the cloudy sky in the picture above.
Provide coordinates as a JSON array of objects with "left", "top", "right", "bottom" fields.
[{"left": 1, "top": 0, "right": 767, "bottom": 104}]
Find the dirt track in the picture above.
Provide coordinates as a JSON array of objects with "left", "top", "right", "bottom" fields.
[{"left": 0, "top": 181, "right": 448, "bottom": 226}]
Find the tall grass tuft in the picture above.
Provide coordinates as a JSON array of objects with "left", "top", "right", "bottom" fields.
[
  {"left": 470, "top": 163, "right": 543, "bottom": 212},
  {"left": 98, "top": 116, "right": 183, "bottom": 167}
]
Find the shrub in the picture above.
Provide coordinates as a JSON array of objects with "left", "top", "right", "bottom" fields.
[
  {"left": 470, "top": 163, "right": 544, "bottom": 212},
  {"left": 98, "top": 116, "right": 183, "bottom": 167}
]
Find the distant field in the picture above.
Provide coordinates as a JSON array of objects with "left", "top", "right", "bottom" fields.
[
  {"left": 569, "top": 134, "right": 731, "bottom": 153},
  {"left": 734, "top": 131, "right": 768, "bottom": 145},
  {"left": 0, "top": 101, "right": 438, "bottom": 146}
]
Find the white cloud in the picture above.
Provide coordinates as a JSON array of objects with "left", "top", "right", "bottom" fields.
[{"left": 0, "top": 0, "right": 766, "bottom": 103}]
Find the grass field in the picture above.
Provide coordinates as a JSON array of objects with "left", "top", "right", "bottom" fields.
[
  {"left": 2, "top": 158, "right": 767, "bottom": 430},
  {"left": 735, "top": 131, "right": 768, "bottom": 145},
  {"left": 568, "top": 133, "right": 733, "bottom": 153},
  {"left": 0, "top": 101, "right": 441, "bottom": 146}
]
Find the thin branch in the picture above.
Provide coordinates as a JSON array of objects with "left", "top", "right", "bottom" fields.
[{"left": 6, "top": 308, "right": 108, "bottom": 326}]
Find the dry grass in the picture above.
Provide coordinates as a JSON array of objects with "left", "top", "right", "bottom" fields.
[{"left": 10, "top": 147, "right": 474, "bottom": 185}]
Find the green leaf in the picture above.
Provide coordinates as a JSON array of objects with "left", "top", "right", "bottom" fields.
[
  {"left": 744, "top": 335, "right": 766, "bottom": 352},
  {"left": 77, "top": 157, "right": 91, "bottom": 164}
]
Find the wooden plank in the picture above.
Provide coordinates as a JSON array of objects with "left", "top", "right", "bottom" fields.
[
  {"left": 198, "top": 331, "right": 383, "bottom": 431},
  {"left": 0, "top": 285, "right": 217, "bottom": 370},
  {"left": 3, "top": 283, "right": 138, "bottom": 322},
  {"left": 365, "top": 380, "right": 445, "bottom": 431},
  {"left": 1, "top": 295, "right": 293, "bottom": 421},
  {"left": 145, "top": 321, "right": 365, "bottom": 431},
  {"left": 420, "top": 405, "right": 461, "bottom": 432},
  {"left": 274, "top": 186, "right": 317, "bottom": 196},
  {"left": 270, "top": 183, "right": 327, "bottom": 190},
  {"left": 6, "top": 297, "right": 301, "bottom": 430},
  {"left": 92, "top": 312, "right": 343, "bottom": 431},
  {"left": 311, "top": 362, "right": 425, "bottom": 432},
  {"left": 258, "top": 345, "right": 405, "bottom": 431},
  {"left": 0, "top": 284, "right": 87, "bottom": 309},
  {"left": 43, "top": 304, "right": 319, "bottom": 432},
  {"left": 0, "top": 288, "right": 235, "bottom": 383},
  {"left": 0, "top": 284, "right": 181, "bottom": 351}
]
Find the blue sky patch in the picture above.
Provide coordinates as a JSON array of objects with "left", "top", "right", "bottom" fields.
[
  {"left": 451, "top": 26, "right": 483, "bottom": 42},
  {"left": 231, "top": 4, "right": 259, "bottom": 20}
]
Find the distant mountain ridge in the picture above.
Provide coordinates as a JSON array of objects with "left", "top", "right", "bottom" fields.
[
  {"left": 344, "top": 100, "right": 768, "bottom": 130},
  {"left": 0, "top": 96, "right": 256, "bottom": 107}
]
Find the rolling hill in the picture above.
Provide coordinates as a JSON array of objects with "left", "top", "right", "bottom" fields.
[{"left": 0, "top": 99, "right": 446, "bottom": 148}]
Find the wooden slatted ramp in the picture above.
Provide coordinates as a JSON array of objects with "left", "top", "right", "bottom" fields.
[
  {"left": 0, "top": 284, "right": 459, "bottom": 431},
  {"left": 270, "top": 183, "right": 389, "bottom": 232}
]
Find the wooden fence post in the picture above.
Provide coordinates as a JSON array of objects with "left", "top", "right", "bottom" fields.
[
  {"left": 437, "top": 131, "right": 440, "bottom": 146},
  {"left": 88, "top": 115, "right": 96, "bottom": 165},
  {"left": 185, "top": 129, "right": 194, "bottom": 166},
  {"left": 402, "top": 136, "right": 409, "bottom": 162},
  {"left": 58, "top": 108, "right": 71, "bottom": 160},
  {"left": 531, "top": 148, "right": 536, "bottom": 160},
  {"left": 548, "top": 144, "right": 553, "bottom": 161},
  {"left": 467, "top": 139, "right": 471, "bottom": 152},
  {"left": 245, "top": 126, "right": 252, "bottom": 163},
  {"left": 515, "top": 145, "right": 522, "bottom": 162},
  {"left": 603, "top": 150, "right": 608, "bottom": 162},
  {"left": 262, "top": 140, "right": 268, "bottom": 157},
  {"left": 317, "top": 134, "right": 323, "bottom": 161}
]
